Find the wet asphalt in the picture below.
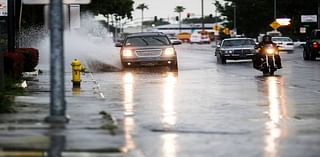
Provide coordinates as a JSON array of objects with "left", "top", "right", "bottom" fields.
[{"left": 93, "top": 44, "right": 320, "bottom": 157}]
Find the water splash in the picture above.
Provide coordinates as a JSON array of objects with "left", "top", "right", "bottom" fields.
[{"left": 20, "top": 13, "right": 122, "bottom": 72}]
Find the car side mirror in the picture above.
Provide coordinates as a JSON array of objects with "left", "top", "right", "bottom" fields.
[{"left": 115, "top": 42, "right": 123, "bottom": 47}]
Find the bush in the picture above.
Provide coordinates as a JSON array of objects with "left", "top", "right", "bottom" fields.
[
  {"left": 4, "top": 51, "right": 24, "bottom": 79},
  {"left": 16, "top": 48, "right": 39, "bottom": 72}
]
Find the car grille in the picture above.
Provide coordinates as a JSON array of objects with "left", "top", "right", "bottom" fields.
[
  {"left": 234, "top": 49, "right": 252, "bottom": 54},
  {"left": 135, "top": 49, "right": 162, "bottom": 57}
]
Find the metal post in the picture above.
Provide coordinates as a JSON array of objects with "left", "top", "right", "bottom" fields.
[
  {"left": 48, "top": 135, "right": 65, "bottom": 157},
  {"left": 318, "top": 0, "right": 320, "bottom": 28},
  {"left": 274, "top": 0, "right": 277, "bottom": 20},
  {"left": 234, "top": 2, "right": 236, "bottom": 33},
  {"left": 201, "top": 0, "right": 204, "bottom": 31},
  {"left": 141, "top": 9, "right": 144, "bottom": 32},
  {"left": 179, "top": 12, "right": 181, "bottom": 33},
  {"left": 0, "top": 50, "right": 4, "bottom": 91},
  {"left": 45, "top": 0, "right": 69, "bottom": 123},
  {"left": 8, "top": 0, "right": 15, "bottom": 52}
]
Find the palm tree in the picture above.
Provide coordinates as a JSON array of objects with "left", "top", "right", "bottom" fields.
[
  {"left": 174, "top": 6, "right": 186, "bottom": 33},
  {"left": 136, "top": 3, "right": 149, "bottom": 32}
]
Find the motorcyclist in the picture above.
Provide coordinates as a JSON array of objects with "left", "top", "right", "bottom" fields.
[{"left": 253, "top": 35, "right": 282, "bottom": 69}]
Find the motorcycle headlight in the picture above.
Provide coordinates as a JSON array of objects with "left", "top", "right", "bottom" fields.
[
  {"left": 164, "top": 48, "right": 175, "bottom": 56},
  {"left": 266, "top": 48, "right": 275, "bottom": 55},
  {"left": 122, "top": 49, "right": 134, "bottom": 57}
]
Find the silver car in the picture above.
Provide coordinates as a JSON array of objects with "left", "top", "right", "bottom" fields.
[
  {"left": 215, "top": 38, "right": 256, "bottom": 64},
  {"left": 116, "top": 32, "right": 180, "bottom": 70}
]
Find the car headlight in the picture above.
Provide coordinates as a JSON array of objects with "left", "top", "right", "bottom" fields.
[
  {"left": 222, "top": 50, "right": 233, "bottom": 54},
  {"left": 163, "top": 48, "right": 175, "bottom": 56},
  {"left": 122, "top": 49, "right": 134, "bottom": 57}
]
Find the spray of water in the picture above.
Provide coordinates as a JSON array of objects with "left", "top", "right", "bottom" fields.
[{"left": 20, "top": 13, "right": 122, "bottom": 72}]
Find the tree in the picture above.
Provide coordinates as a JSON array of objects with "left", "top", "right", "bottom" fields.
[
  {"left": 216, "top": 0, "right": 318, "bottom": 38},
  {"left": 174, "top": 6, "right": 186, "bottom": 32},
  {"left": 82, "top": 0, "right": 134, "bottom": 19},
  {"left": 136, "top": 3, "right": 149, "bottom": 32}
]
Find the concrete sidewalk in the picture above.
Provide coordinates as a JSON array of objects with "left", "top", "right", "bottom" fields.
[{"left": 0, "top": 70, "right": 131, "bottom": 157}]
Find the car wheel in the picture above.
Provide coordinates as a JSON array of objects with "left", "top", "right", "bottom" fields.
[
  {"left": 310, "top": 52, "right": 317, "bottom": 60},
  {"left": 169, "top": 63, "right": 178, "bottom": 71},
  {"left": 303, "top": 49, "right": 310, "bottom": 60},
  {"left": 217, "top": 54, "right": 227, "bottom": 64}
]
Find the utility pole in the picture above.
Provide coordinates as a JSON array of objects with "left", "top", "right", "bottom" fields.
[
  {"left": 201, "top": 0, "right": 204, "bottom": 31},
  {"left": 0, "top": 0, "right": 7, "bottom": 91},
  {"left": 45, "top": 0, "right": 69, "bottom": 123}
]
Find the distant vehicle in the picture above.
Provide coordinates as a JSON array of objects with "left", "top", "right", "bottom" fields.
[
  {"left": 200, "top": 34, "right": 211, "bottom": 44},
  {"left": 272, "top": 37, "right": 294, "bottom": 53},
  {"left": 115, "top": 32, "right": 179, "bottom": 70},
  {"left": 176, "top": 32, "right": 191, "bottom": 42},
  {"left": 267, "top": 30, "right": 282, "bottom": 37},
  {"left": 303, "top": 29, "right": 320, "bottom": 60},
  {"left": 215, "top": 38, "right": 256, "bottom": 64},
  {"left": 190, "top": 33, "right": 211, "bottom": 44},
  {"left": 168, "top": 36, "right": 182, "bottom": 45},
  {"left": 190, "top": 33, "right": 201, "bottom": 44}
]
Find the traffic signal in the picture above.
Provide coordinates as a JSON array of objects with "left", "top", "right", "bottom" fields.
[
  {"left": 209, "top": 14, "right": 213, "bottom": 19},
  {"left": 176, "top": 16, "right": 179, "bottom": 21},
  {"left": 187, "top": 13, "right": 190, "bottom": 18},
  {"left": 154, "top": 16, "right": 158, "bottom": 22}
]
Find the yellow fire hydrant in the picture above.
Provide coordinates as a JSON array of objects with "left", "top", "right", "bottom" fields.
[{"left": 71, "top": 59, "right": 85, "bottom": 88}]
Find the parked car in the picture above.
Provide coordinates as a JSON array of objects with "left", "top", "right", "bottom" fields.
[
  {"left": 272, "top": 36, "right": 294, "bottom": 53},
  {"left": 215, "top": 38, "right": 256, "bottom": 64},
  {"left": 303, "top": 29, "right": 320, "bottom": 60},
  {"left": 115, "top": 32, "right": 179, "bottom": 70}
]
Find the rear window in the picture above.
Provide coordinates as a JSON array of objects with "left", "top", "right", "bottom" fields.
[
  {"left": 222, "top": 39, "right": 255, "bottom": 47},
  {"left": 125, "top": 36, "right": 170, "bottom": 46},
  {"left": 272, "top": 37, "right": 292, "bottom": 42}
]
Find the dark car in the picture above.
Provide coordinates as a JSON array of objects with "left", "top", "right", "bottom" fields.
[
  {"left": 303, "top": 29, "right": 320, "bottom": 60},
  {"left": 116, "top": 32, "right": 180, "bottom": 69},
  {"left": 215, "top": 38, "right": 256, "bottom": 64}
]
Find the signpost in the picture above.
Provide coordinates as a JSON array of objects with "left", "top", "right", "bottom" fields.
[{"left": 0, "top": 0, "right": 7, "bottom": 91}]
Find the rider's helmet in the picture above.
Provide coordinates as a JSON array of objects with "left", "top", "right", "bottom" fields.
[{"left": 262, "top": 35, "right": 272, "bottom": 43}]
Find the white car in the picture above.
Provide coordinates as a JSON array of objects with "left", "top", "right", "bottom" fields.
[
  {"left": 190, "top": 33, "right": 211, "bottom": 44},
  {"left": 271, "top": 37, "right": 294, "bottom": 53},
  {"left": 190, "top": 33, "right": 202, "bottom": 44}
]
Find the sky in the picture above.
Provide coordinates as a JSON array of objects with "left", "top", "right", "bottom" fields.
[{"left": 132, "top": 0, "right": 223, "bottom": 21}]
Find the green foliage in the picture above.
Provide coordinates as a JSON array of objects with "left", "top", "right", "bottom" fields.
[
  {"left": 82, "top": 0, "right": 134, "bottom": 19},
  {"left": 216, "top": 0, "right": 319, "bottom": 37},
  {"left": 0, "top": 77, "right": 24, "bottom": 113},
  {"left": 183, "top": 16, "right": 222, "bottom": 24},
  {"left": 174, "top": 6, "right": 185, "bottom": 13}
]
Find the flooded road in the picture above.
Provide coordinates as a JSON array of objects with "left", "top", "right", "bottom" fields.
[{"left": 95, "top": 44, "right": 320, "bottom": 157}]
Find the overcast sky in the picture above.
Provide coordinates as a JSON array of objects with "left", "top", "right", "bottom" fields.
[{"left": 132, "top": 0, "right": 224, "bottom": 21}]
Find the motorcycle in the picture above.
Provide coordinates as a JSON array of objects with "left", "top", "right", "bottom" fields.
[{"left": 253, "top": 44, "right": 279, "bottom": 75}]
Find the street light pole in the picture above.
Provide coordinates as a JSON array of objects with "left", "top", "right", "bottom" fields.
[
  {"left": 201, "top": 0, "right": 204, "bottom": 31},
  {"left": 318, "top": 0, "right": 320, "bottom": 28}
]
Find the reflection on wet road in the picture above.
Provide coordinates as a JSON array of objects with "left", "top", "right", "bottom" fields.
[
  {"left": 260, "top": 76, "right": 288, "bottom": 157},
  {"left": 96, "top": 45, "right": 320, "bottom": 157}
]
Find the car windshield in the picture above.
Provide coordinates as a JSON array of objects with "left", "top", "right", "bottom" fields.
[
  {"left": 272, "top": 37, "right": 292, "bottom": 42},
  {"left": 222, "top": 39, "right": 255, "bottom": 47},
  {"left": 125, "top": 36, "right": 170, "bottom": 46}
]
